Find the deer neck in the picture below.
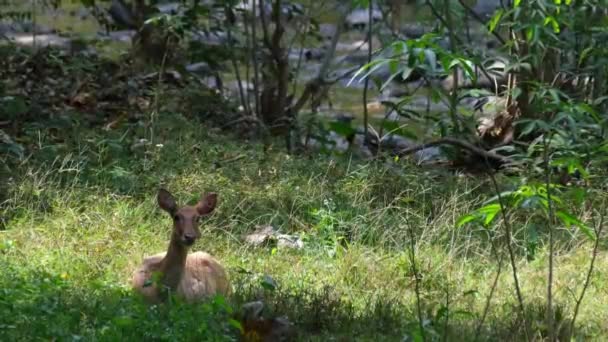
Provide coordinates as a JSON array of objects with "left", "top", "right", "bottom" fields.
[{"left": 159, "top": 234, "right": 189, "bottom": 291}]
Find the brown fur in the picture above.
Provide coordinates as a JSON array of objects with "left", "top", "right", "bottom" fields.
[
  {"left": 132, "top": 189, "right": 231, "bottom": 303},
  {"left": 132, "top": 251, "right": 231, "bottom": 303}
]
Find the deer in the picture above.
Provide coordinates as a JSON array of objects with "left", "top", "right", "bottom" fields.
[{"left": 132, "top": 188, "right": 231, "bottom": 303}]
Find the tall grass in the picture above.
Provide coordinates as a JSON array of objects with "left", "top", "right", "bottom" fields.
[{"left": 1, "top": 113, "right": 607, "bottom": 340}]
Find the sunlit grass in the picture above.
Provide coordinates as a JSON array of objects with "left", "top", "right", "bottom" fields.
[{"left": 1, "top": 112, "right": 607, "bottom": 340}]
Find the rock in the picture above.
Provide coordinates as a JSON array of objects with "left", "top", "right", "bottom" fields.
[
  {"left": 373, "top": 133, "right": 446, "bottom": 163},
  {"left": 277, "top": 234, "right": 304, "bottom": 249},
  {"left": 244, "top": 225, "right": 304, "bottom": 250},
  {"left": 414, "top": 146, "right": 444, "bottom": 163},
  {"left": 290, "top": 48, "right": 325, "bottom": 62},
  {"left": 227, "top": 80, "right": 254, "bottom": 97},
  {"left": 304, "top": 48, "right": 325, "bottom": 61},
  {"left": 235, "top": 0, "right": 302, "bottom": 21},
  {"left": 185, "top": 62, "right": 212, "bottom": 75},
  {"left": 337, "top": 49, "right": 368, "bottom": 64},
  {"left": 77, "top": 7, "right": 91, "bottom": 20},
  {"left": 295, "top": 63, "right": 321, "bottom": 82},
  {"left": 5, "top": 33, "right": 72, "bottom": 50},
  {"left": 382, "top": 134, "right": 416, "bottom": 149},
  {"left": 472, "top": 0, "right": 501, "bottom": 20},
  {"left": 345, "top": 7, "right": 383, "bottom": 30},
  {"left": 155, "top": 2, "right": 183, "bottom": 14},
  {"left": 98, "top": 30, "right": 136, "bottom": 43},
  {"left": 191, "top": 30, "right": 234, "bottom": 46},
  {"left": 319, "top": 24, "right": 337, "bottom": 40},
  {"left": 0, "top": 21, "right": 54, "bottom": 35},
  {"left": 245, "top": 225, "right": 276, "bottom": 246},
  {"left": 380, "top": 84, "right": 413, "bottom": 99},
  {"left": 400, "top": 23, "right": 429, "bottom": 39}
]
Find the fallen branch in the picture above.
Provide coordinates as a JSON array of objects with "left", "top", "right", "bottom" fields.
[{"left": 396, "top": 137, "right": 512, "bottom": 165}]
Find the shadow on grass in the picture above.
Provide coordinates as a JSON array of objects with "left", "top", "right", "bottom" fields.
[
  {"left": 0, "top": 257, "right": 589, "bottom": 341},
  {"left": 0, "top": 264, "right": 239, "bottom": 341}
]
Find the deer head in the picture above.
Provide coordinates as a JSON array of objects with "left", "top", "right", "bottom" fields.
[{"left": 157, "top": 188, "right": 218, "bottom": 247}]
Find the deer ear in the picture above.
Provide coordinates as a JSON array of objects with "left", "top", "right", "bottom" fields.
[
  {"left": 158, "top": 188, "right": 177, "bottom": 214},
  {"left": 196, "top": 193, "right": 217, "bottom": 216}
]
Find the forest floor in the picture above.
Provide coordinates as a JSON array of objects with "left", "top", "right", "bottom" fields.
[{"left": 1, "top": 44, "right": 608, "bottom": 342}]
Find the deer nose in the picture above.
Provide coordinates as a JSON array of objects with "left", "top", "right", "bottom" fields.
[{"left": 183, "top": 234, "right": 196, "bottom": 245}]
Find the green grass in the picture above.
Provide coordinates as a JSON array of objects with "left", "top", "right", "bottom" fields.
[{"left": 1, "top": 111, "right": 607, "bottom": 341}]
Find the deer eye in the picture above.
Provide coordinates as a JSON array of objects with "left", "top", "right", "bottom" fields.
[{"left": 173, "top": 215, "right": 180, "bottom": 221}]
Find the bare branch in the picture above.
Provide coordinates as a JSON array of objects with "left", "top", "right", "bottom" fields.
[{"left": 570, "top": 203, "right": 605, "bottom": 334}]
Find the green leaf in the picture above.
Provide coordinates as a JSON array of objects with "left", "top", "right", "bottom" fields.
[
  {"left": 378, "top": 70, "right": 402, "bottom": 91},
  {"left": 479, "top": 203, "right": 501, "bottom": 226},
  {"left": 543, "top": 16, "right": 560, "bottom": 33},
  {"left": 488, "top": 9, "right": 504, "bottom": 32},
  {"left": 519, "top": 121, "right": 537, "bottom": 137},
  {"left": 389, "top": 60, "right": 399, "bottom": 74},
  {"left": 578, "top": 47, "right": 593, "bottom": 66},
  {"left": 401, "top": 66, "right": 414, "bottom": 81},
  {"left": 457, "top": 59, "right": 476, "bottom": 82},
  {"left": 348, "top": 59, "right": 391, "bottom": 86},
  {"left": 456, "top": 214, "right": 477, "bottom": 227},
  {"left": 526, "top": 28, "right": 533, "bottom": 42},
  {"left": 556, "top": 211, "right": 596, "bottom": 240},
  {"left": 514, "top": 0, "right": 522, "bottom": 7}
]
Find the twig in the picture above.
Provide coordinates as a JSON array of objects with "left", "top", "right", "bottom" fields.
[
  {"left": 543, "top": 134, "right": 556, "bottom": 342},
  {"left": 570, "top": 203, "right": 605, "bottom": 334},
  {"left": 32, "top": 0, "right": 37, "bottom": 49},
  {"left": 442, "top": 0, "right": 462, "bottom": 133},
  {"left": 226, "top": 7, "right": 250, "bottom": 116},
  {"left": 404, "top": 213, "right": 426, "bottom": 341},
  {"left": 289, "top": 5, "right": 350, "bottom": 116},
  {"left": 251, "top": 0, "right": 261, "bottom": 117},
  {"left": 362, "top": 1, "right": 373, "bottom": 144},
  {"left": 487, "top": 170, "right": 530, "bottom": 341},
  {"left": 474, "top": 232, "right": 505, "bottom": 340},
  {"left": 151, "top": 35, "right": 171, "bottom": 145}
]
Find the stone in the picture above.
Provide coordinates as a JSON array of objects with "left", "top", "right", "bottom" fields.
[{"left": 345, "top": 8, "right": 383, "bottom": 30}]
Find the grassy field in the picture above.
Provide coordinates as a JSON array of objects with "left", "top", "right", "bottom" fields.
[{"left": 1, "top": 110, "right": 607, "bottom": 341}]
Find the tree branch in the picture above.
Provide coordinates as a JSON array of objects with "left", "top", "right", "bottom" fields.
[{"left": 396, "top": 137, "right": 512, "bottom": 165}]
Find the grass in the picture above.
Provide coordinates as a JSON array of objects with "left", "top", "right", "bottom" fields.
[{"left": 1, "top": 110, "right": 608, "bottom": 341}]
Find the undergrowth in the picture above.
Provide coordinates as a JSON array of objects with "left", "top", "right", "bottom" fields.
[{"left": 1, "top": 113, "right": 607, "bottom": 341}]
